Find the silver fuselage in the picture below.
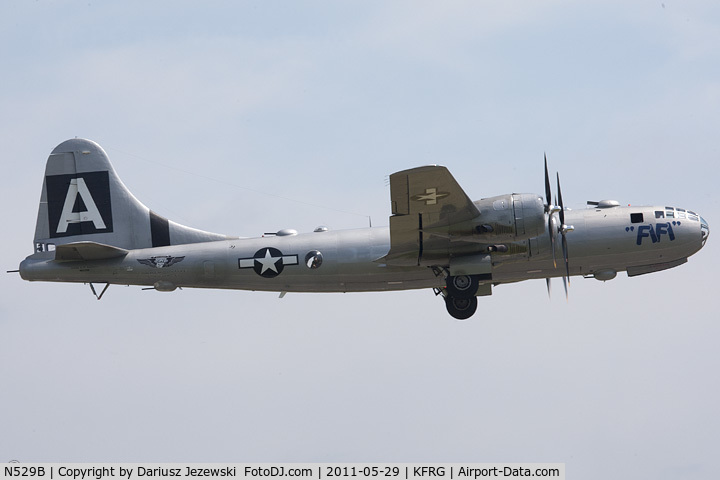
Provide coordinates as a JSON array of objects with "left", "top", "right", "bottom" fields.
[{"left": 20, "top": 205, "right": 708, "bottom": 293}]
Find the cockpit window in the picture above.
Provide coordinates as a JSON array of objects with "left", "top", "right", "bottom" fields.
[
  {"left": 655, "top": 211, "right": 664, "bottom": 219},
  {"left": 631, "top": 213, "right": 644, "bottom": 223},
  {"left": 666, "top": 206, "right": 698, "bottom": 221}
]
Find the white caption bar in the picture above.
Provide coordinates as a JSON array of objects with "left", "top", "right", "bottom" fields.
[{"left": 1, "top": 464, "right": 564, "bottom": 480}]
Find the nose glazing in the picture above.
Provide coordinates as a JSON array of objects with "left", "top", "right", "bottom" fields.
[{"left": 700, "top": 216, "right": 709, "bottom": 246}]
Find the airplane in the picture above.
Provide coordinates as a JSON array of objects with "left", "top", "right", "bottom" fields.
[{"left": 14, "top": 138, "right": 710, "bottom": 320}]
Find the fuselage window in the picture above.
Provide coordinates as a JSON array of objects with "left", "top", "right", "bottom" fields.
[
  {"left": 630, "top": 213, "right": 644, "bottom": 223},
  {"left": 305, "top": 251, "right": 323, "bottom": 269}
]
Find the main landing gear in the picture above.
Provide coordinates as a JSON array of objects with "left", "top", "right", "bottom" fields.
[
  {"left": 446, "top": 274, "right": 479, "bottom": 298},
  {"left": 442, "top": 274, "right": 479, "bottom": 320},
  {"left": 444, "top": 295, "right": 478, "bottom": 320}
]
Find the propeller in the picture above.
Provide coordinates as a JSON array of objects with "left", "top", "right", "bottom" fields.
[
  {"left": 544, "top": 155, "right": 560, "bottom": 269},
  {"left": 544, "top": 156, "right": 574, "bottom": 300}
]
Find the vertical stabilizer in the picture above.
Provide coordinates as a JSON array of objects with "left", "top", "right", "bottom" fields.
[{"left": 32, "top": 138, "right": 229, "bottom": 252}]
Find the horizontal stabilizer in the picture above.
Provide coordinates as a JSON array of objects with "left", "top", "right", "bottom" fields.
[{"left": 55, "top": 241, "right": 129, "bottom": 261}]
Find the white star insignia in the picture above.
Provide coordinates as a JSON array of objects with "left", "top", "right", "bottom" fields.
[{"left": 256, "top": 249, "right": 281, "bottom": 274}]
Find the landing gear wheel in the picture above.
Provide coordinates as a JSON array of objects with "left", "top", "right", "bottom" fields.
[
  {"left": 446, "top": 274, "right": 479, "bottom": 299},
  {"left": 445, "top": 295, "right": 478, "bottom": 320}
]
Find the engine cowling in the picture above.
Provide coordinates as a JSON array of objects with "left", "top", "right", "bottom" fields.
[{"left": 471, "top": 193, "right": 545, "bottom": 242}]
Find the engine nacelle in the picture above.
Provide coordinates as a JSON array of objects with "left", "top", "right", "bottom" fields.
[{"left": 472, "top": 193, "right": 545, "bottom": 242}]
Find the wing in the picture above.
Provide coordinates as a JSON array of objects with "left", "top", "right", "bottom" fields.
[
  {"left": 389, "top": 165, "right": 479, "bottom": 220},
  {"left": 384, "top": 165, "right": 482, "bottom": 266}
]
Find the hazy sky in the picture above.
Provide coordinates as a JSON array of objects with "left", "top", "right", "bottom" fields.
[{"left": 1, "top": 1, "right": 718, "bottom": 479}]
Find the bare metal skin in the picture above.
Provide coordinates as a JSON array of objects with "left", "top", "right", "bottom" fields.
[{"left": 18, "top": 139, "right": 709, "bottom": 319}]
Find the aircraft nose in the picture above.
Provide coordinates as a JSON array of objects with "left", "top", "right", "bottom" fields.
[{"left": 700, "top": 216, "right": 710, "bottom": 246}]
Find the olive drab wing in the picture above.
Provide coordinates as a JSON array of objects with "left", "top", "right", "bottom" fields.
[{"left": 385, "top": 166, "right": 481, "bottom": 267}]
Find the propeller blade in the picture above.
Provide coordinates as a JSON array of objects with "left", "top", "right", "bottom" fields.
[
  {"left": 545, "top": 154, "right": 557, "bottom": 268},
  {"left": 544, "top": 153, "right": 552, "bottom": 208},
  {"left": 549, "top": 216, "right": 557, "bottom": 268},
  {"left": 561, "top": 223, "right": 569, "bottom": 302},
  {"left": 562, "top": 231, "right": 570, "bottom": 284},
  {"left": 558, "top": 173, "right": 571, "bottom": 286},
  {"left": 546, "top": 277, "right": 552, "bottom": 298},
  {"left": 558, "top": 171, "right": 570, "bottom": 296},
  {"left": 557, "top": 172, "right": 565, "bottom": 226}
]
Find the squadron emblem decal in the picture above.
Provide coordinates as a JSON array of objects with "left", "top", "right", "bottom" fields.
[
  {"left": 137, "top": 256, "right": 185, "bottom": 268},
  {"left": 239, "top": 248, "right": 298, "bottom": 278},
  {"left": 411, "top": 187, "right": 450, "bottom": 205}
]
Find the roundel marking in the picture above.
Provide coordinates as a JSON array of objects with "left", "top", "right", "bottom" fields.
[{"left": 238, "top": 247, "right": 299, "bottom": 278}]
